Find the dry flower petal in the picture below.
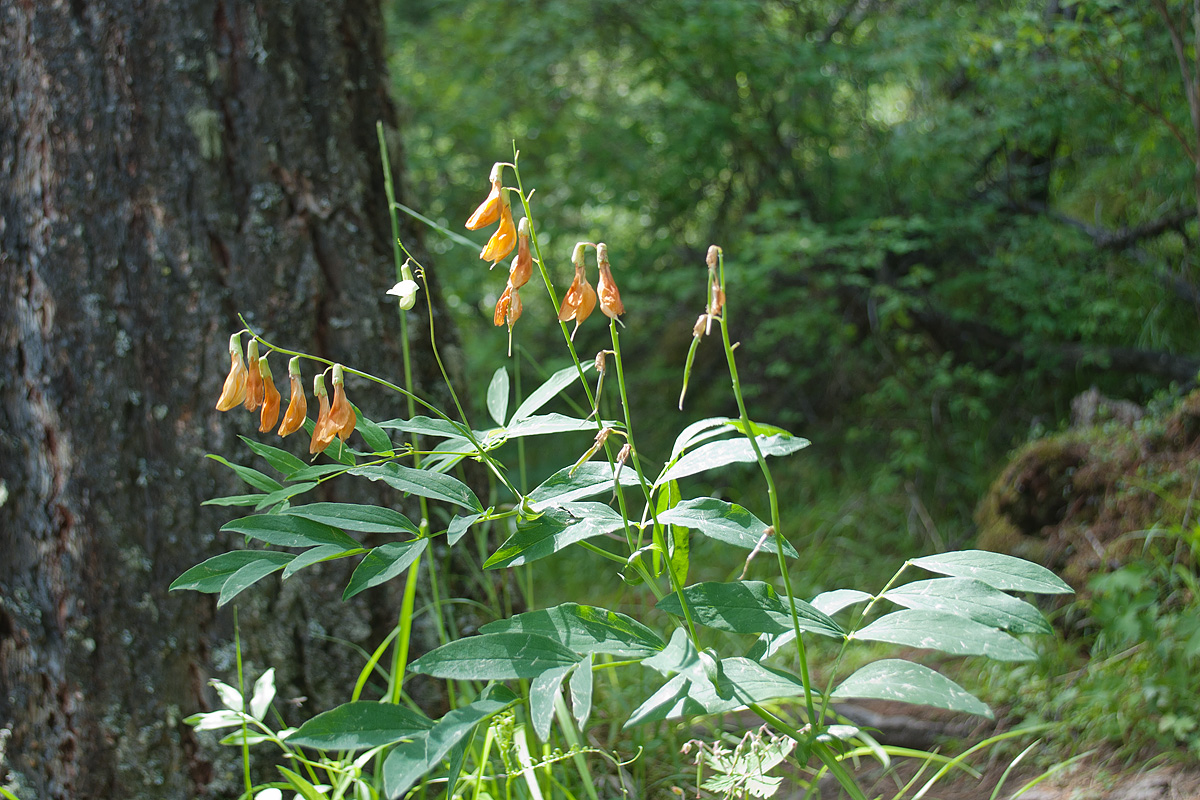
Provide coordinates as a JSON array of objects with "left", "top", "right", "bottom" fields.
[{"left": 596, "top": 244, "right": 624, "bottom": 319}]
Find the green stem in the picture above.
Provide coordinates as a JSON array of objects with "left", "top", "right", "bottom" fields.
[
  {"left": 234, "top": 609, "right": 252, "bottom": 798},
  {"left": 389, "top": 555, "right": 422, "bottom": 705},
  {"left": 714, "top": 252, "right": 818, "bottom": 727},
  {"left": 610, "top": 319, "right": 701, "bottom": 646}
]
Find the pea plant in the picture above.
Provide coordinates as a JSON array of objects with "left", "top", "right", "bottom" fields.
[{"left": 174, "top": 133, "right": 1072, "bottom": 800}]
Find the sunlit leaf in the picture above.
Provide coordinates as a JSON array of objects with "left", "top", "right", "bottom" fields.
[
  {"left": 287, "top": 702, "right": 433, "bottom": 750},
  {"left": 884, "top": 577, "right": 1051, "bottom": 634},
  {"left": 479, "top": 602, "right": 665, "bottom": 658},
  {"left": 832, "top": 659, "right": 992, "bottom": 718},
  {"left": 408, "top": 632, "right": 581, "bottom": 680},
  {"left": 484, "top": 503, "right": 625, "bottom": 568},
  {"left": 910, "top": 550, "right": 1073, "bottom": 594},
  {"left": 658, "top": 497, "right": 799, "bottom": 558},
  {"left": 852, "top": 609, "right": 1035, "bottom": 661},
  {"left": 350, "top": 462, "right": 483, "bottom": 512},
  {"left": 487, "top": 367, "right": 510, "bottom": 426},
  {"left": 343, "top": 539, "right": 428, "bottom": 600}
]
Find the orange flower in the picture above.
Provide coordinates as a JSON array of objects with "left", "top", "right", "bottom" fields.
[
  {"left": 277, "top": 357, "right": 307, "bottom": 437},
  {"left": 328, "top": 365, "right": 356, "bottom": 442},
  {"left": 216, "top": 333, "right": 248, "bottom": 411},
  {"left": 494, "top": 284, "right": 523, "bottom": 356},
  {"left": 558, "top": 243, "right": 597, "bottom": 340},
  {"left": 310, "top": 373, "right": 336, "bottom": 454},
  {"left": 479, "top": 191, "right": 516, "bottom": 265},
  {"left": 494, "top": 284, "right": 523, "bottom": 328},
  {"left": 258, "top": 355, "right": 281, "bottom": 432},
  {"left": 595, "top": 243, "right": 624, "bottom": 319},
  {"left": 243, "top": 339, "right": 265, "bottom": 412},
  {"left": 465, "top": 163, "right": 505, "bottom": 230},
  {"left": 509, "top": 217, "right": 532, "bottom": 290}
]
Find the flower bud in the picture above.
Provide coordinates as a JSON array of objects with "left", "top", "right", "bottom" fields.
[
  {"left": 216, "top": 333, "right": 248, "bottom": 411},
  {"left": 387, "top": 262, "right": 421, "bottom": 311}
]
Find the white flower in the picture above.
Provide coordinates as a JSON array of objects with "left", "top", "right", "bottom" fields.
[{"left": 387, "top": 279, "right": 420, "bottom": 310}]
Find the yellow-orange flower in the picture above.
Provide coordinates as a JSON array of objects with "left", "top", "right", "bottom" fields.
[
  {"left": 328, "top": 365, "right": 356, "bottom": 442},
  {"left": 558, "top": 243, "right": 597, "bottom": 340},
  {"left": 465, "top": 163, "right": 505, "bottom": 230},
  {"left": 277, "top": 357, "right": 307, "bottom": 437},
  {"left": 216, "top": 333, "right": 248, "bottom": 411},
  {"left": 258, "top": 355, "right": 281, "bottom": 432},
  {"left": 596, "top": 243, "right": 624, "bottom": 319},
  {"left": 243, "top": 339, "right": 265, "bottom": 412},
  {"left": 310, "top": 373, "right": 336, "bottom": 454},
  {"left": 509, "top": 217, "right": 532, "bottom": 290},
  {"left": 479, "top": 191, "right": 516, "bottom": 265}
]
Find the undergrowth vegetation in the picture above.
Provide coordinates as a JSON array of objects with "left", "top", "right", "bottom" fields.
[{"left": 173, "top": 141, "right": 1075, "bottom": 799}]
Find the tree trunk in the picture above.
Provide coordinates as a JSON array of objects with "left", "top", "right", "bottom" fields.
[{"left": 0, "top": 2, "right": 459, "bottom": 797}]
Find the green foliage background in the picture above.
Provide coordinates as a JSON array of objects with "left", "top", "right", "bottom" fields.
[{"left": 386, "top": 0, "right": 1198, "bottom": 580}]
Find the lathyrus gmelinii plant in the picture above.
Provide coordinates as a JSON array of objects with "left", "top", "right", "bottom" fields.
[{"left": 174, "top": 138, "right": 1072, "bottom": 800}]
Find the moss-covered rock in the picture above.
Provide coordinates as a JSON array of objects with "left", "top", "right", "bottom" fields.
[{"left": 977, "top": 389, "right": 1200, "bottom": 591}]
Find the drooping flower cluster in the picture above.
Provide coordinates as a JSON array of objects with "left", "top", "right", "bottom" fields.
[
  {"left": 493, "top": 217, "right": 532, "bottom": 354},
  {"left": 464, "top": 163, "right": 625, "bottom": 347},
  {"left": 558, "top": 242, "right": 623, "bottom": 340},
  {"left": 467, "top": 163, "right": 517, "bottom": 267},
  {"left": 216, "top": 333, "right": 355, "bottom": 455}
]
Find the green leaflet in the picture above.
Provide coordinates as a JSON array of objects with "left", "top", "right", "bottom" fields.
[
  {"left": 479, "top": 602, "right": 666, "bottom": 658},
  {"left": 287, "top": 701, "right": 433, "bottom": 750},
  {"left": 343, "top": 539, "right": 428, "bottom": 600},
  {"left": 910, "top": 550, "right": 1073, "bottom": 595},
  {"left": 408, "top": 632, "right": 581, "bottom": 680},
  {"left": 656, "top": 581, "right": 844, "bottom": 638},
  {"left": 831, "top": 659, "right": 992, "bottom": 718}
]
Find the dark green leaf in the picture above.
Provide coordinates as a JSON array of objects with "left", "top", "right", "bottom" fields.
[
  {"left": 657, "top": 581, "right": 844, "bottom": 638},
  {"left": 657, "top": 497, "right": 799, "bottom": 558},
  {"left": 446, "top": 513, "right": 481, "bottom": 546},
  {"left": 239, "top": 436, "right": 307, "bottom": 476},
  {"left": 884, "top": 578, "right": 1051, "bottom": 634},
  {"left": 287, "top": 701, "right": 433, "bottom": 750},
  {"left": 350, "top": 463, "right": 483, "bottom": 512},
  {"left": 408, "top": 632, "right": 581, "bottom": 680},
  {"left": 202, "top": 493, "right": 267, "bottom": 508},
  {"left": 170, "top": 550, "right": 293, "bottom": 594},
  {"left": 206, "top": 454, "right": 283, "bottom": 493},
  {"left": 832, "top": 659, "right": 992, "bottom": 718},
  {"left": 285, "top": 464, "right": 351, "bottom": 482},
  {"left": 221, "top": 514, "right": 359, "bottom": 549},
  {"left": 343, "top": 539, "right": 428, "bottom": 601},
  {"left": 282, "top": 544, "right": 361, "bottom": 580},
  {"left": 286, "top": 502, "right": 419, "bottom": 536},
  {"left": 352, "top": 406, "right": 394, "bottom": 454},
  {"left": 852, "top": 609, "right": 1035, "bottom": 661},
  {"left": 382, "top": 686, "right": 518, "bottom": 800},
  {"left": 254, "top": 481, "right": 318, "bottom": 511},
  {"left": 910, "top": 550, "right": 1073, "bottom": 594},
  {"left": 479, "top": 602, "right": 666, "bottom": 658},
  {"left": 483, "top": 503, "right": 625, "bottom": 568},
  {"left": 218, "top": 556, "right": 294, "bottom": 606},
  {"left": 487, "top": 367, "right": 510, "bottom": 426}
]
